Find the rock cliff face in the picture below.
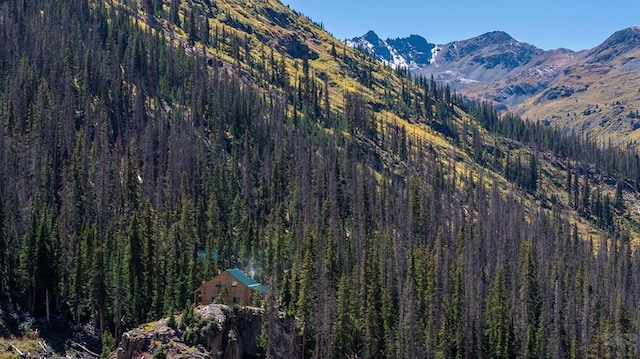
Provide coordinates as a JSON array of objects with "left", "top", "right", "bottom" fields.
[
  {"left": 111, "top": 304, "right": 293, "bottom": 359},
  {"left": 346, "top": 31, "right": 435, "bottom": 69}
]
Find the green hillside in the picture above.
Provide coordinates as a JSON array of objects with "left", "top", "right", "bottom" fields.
[{"left": 2, "top": 0, "right": 640, "bottom": 358}]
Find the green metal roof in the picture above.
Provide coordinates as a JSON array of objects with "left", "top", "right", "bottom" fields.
[
  {"left": 248, "top": 283, "right": 269, "bottom": 294},
  {"left": 226, "top": 268, "right": 269, "bottom": 294}
]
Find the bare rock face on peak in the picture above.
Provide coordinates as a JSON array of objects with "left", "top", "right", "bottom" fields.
[
  {"left": 347, "top": 31, "right": 435, "bottom": 69},
  {"left": 386, "top": 34, "right": 435, "bottom": 65}
]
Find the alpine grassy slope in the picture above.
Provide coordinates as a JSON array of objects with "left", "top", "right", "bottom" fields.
[
  {"left": 2, "top": 0, "right": 640, "bottom": 358},
  {"left": 513, "top": 27, "right": 640, "bottom": 145}
]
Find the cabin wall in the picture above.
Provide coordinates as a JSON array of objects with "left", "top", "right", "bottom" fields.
[{"left": 194, "top": 271, "right": 254, "bottom": 306}]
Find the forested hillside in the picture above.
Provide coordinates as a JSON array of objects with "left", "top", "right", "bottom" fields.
[{"left": 2, "top": 0, "right": 640, "bottom": 358}]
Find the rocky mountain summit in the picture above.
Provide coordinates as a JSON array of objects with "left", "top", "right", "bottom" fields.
[
  {"left": 346, "top": 31, "right": 435, "bottom": 68},
  {"left": 426, "top": 30, "right": 545, "bottom": 83},
  {"left": 586, "top": 26, "right": 640, "bottom": 63}
]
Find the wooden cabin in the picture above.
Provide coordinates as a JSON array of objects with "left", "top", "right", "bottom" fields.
[{"left": 194, "top": 268, "right": 268, "bottom": 306}]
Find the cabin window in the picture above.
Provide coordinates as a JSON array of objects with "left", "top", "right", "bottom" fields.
[
  {"left": 233, "top": 297, "right": 240, "bottom": 304},
  {"left": 231, "top": 281, "right": 238, "bottom": 287},
  {"left": 215, "top": 282, "right": 222, "bottom": 287}
]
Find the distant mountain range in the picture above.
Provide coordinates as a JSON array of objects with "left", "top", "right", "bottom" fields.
[{"left": 348, "top": 27, "right": 640, "bottom": 143}]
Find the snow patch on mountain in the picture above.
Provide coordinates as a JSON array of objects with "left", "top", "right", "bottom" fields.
[
  {"left": 347, "top": 31, "right": 434, "bottom": 69},
  {"left": 386, "top": 43, "right": 409, "bottom": 68},
  {"left": 430, "top": 46, "right": 441, "bottom": 65}
]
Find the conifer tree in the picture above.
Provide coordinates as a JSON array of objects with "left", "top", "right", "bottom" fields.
[
  {"left": 362, "top": 245, "right": 383, "bottom": 359},
  {"left": 295, "top": 245, "right": 316, "bottom": 358},
  {"left": 518, "top": 241, "right": 541, "bottom": 358},
  {"left": 169, "top": 0, "right": 180, "bottom": 26},
  {"left": 330, "top": 275, "right": 357, "bottom": 359},
  {"left": 485, "top": 268, "right": 514, "bottom": 359}
]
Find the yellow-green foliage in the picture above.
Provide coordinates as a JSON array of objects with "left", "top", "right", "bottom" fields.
[
  {"left": 0, "top": 339, "right": 42, "bottom": 359},
  {"left": 113, "top": 0, "right": 418, "bottom": 122},
  {"left": 106, "top": 0, "right": 466, "bottom": 182},
  {"left": 110, "top": 0, "right": 640, "bottom": 244}
]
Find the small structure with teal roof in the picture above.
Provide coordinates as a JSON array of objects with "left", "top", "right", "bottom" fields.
[{"left": 194, "top": 268, "right": 268, "bottom": 306}]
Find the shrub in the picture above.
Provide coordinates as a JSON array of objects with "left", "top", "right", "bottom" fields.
[{"left": 100, "top": 331, "right": 116, "bottom": 359}]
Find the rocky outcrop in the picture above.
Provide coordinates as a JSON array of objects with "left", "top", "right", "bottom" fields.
[
  {"left": 197, "top": 305, "right": 263, "bottom": 358},
  {"left": 113, "top": 320, "right": 181, "bottom": 359},
  {"left": 111, "top": 304, "right": 293, "bottom": 359},
  {"left": 535, "top": 86, "right": 575, "bottom": 104},
  {"left": 280, "top": 34, "right": 319, "bottom": 60}
]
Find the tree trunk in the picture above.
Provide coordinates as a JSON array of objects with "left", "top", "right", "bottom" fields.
[{"left": 46, "top": 288, "right": 50, "bottom": 323}]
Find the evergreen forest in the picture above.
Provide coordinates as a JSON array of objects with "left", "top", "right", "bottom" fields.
[{"left": 2, "top": 0, "right": 640, "bottom": 358}]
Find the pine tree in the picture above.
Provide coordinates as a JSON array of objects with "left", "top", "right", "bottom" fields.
[
  {"left": 581, "top": 172, "right": 590, "bottom": 214},
  {"left": 188, "top": 10, "right": 198, "bottom": 45},
  {"left": 518, "top": 241, "right": 541, "bottom": 358},
  {"left": 169, "top": 0, "right": 180, "bottom": 26},
  {"left": 330, "top": 275, "right": 357, "bottom": 359},
  {"left": 141, "top": 201, "right": 158, "bottom": 321},
  {"left": 528, "top": 153, "right": 538, "bottom": 192},
  {"left": 614, "top": 181, "right": 624, "bottom": 209},
  {"left": 125, "top": 211, "right": 144, "bottom": 324},
  {"left": 295, "top": 247, "right": 316, "bottom": 358},
  {"left": 485, "top": 268, "right": 513, "bottom": 359},
  {"left": 91, "top": 235, "right": 108, "bottom": 335},
  {"left": 362, "top": 245, "right": 383, "bottom": 359}
]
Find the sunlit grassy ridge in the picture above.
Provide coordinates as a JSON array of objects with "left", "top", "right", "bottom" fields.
[
  {"left": 110, "top": 0, "right": 470, "bottom": 173},
  {"left": 109, "top": 0, "right": 640, "bottom": 242},
  {"left": 115, "top": 2, "right": 406, "bottom": 114}
]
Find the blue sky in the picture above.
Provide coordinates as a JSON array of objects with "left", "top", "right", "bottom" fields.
[{"left": 281, "top": 0, "right": 639, "bottom": 51}]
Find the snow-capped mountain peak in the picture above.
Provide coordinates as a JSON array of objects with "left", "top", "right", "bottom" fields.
[{"left": 347, "top": 31, "right": 435, "bottom": 69}]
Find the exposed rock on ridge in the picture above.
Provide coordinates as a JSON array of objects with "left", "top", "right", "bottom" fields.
[{"left": 110, "top": 304, "right": 295, "bottom": 359}]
